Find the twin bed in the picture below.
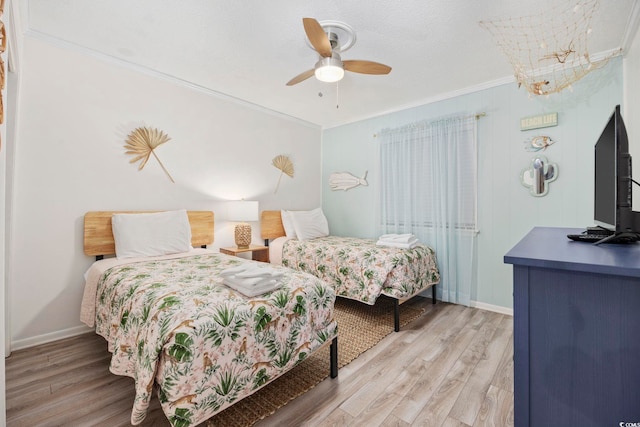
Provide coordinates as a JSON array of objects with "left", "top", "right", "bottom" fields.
[
  {"left": 260, "top": 210, "right": 440, "bottom": 332},
  {"left": 81, "top": 210, "right": 338, "bottom": 426}
]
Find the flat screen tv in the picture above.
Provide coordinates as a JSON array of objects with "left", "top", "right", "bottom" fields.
[{"left": 593, "top": 104, "right": 639, "bottom": 238}]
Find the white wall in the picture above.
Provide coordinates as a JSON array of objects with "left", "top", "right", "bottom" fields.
[
  {"left": 322, "top": 57, "right": 624, "bottom": 311},
  {"left": 8, "top": 36, "right": 323, "bottom": 349},
  {"left": 625, "top": 18, "right": 640, "bottom": 211}
]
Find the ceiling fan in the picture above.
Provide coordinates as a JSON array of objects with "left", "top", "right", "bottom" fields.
[{"left": 286, "top": 18, "right": 392, "bottom": 86}]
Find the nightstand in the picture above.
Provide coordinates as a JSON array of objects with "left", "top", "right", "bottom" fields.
[{"left": 220, "top": 245, "right": 270, "bottom": 263}]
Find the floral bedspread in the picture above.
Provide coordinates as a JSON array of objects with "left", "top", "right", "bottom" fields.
[
  {"left": 281, "top": 236, "right": 440, "bottom": 304},
  {"left": 92, "top": 253, "right": 337, "bottom": 426}
]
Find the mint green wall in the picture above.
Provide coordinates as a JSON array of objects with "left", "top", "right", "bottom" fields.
[{"left": 322, "top": 57, "right": 623, "bottom": 310}]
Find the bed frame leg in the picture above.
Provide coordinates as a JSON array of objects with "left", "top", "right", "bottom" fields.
[
  {"left": 394, "top": 300, "right": 400, "bottom": 332},
  {"left": 432, "top": 284, "right": 437, "bottom": 304},
  {"left": 330, "top": 336, "right": 338, "bottom": 378}
]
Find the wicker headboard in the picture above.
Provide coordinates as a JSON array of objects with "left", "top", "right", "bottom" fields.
[
  {"left": 260, "top": 210, "right": 285, "bottom": 240},
  {"left": 83, "top": 211, "right": 215, "bottom": 256}
]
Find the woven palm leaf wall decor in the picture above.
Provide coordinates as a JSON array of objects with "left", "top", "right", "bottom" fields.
[
  {"left": 124, "top": 126, "right": 175, "bottom": 183},
  {"left": 272, "top": 154, "right": 294, "bottom": 193}
]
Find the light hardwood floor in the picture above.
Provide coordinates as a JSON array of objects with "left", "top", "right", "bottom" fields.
[{"left": 5, "top": 299, "right": 514, "bottom": 427}]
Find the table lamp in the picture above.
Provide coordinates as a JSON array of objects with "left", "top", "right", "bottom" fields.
[{"left": 227, "top": 200, "right": 259, "bottom": 249}]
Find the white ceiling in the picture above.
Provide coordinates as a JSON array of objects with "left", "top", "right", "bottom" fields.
[{"left": 24, "top": 0, "right": 640, "bottom": 128}]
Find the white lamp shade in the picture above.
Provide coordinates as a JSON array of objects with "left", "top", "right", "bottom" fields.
[
  {"left": 315, "top": 56, "right": 345, "bottom": 83},
  {"left": 227, "top": 200, "right": 259, "bottom": 222},
  {"left": 315, "top": 65, "right": 344, "bottom": 83}
]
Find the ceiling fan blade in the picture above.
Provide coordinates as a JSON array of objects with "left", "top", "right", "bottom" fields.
[
  {"left": 343, "top": 60, "right": 392, "bottom": 75},
  {"left": 303, "top": 18, "right": 332, "bottom": 58},
  {"left": 286, "top": 69, "right": 316, "bottom": 86}
]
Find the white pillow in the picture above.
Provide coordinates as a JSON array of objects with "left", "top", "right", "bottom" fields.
[
  {"left": 280, "top": 210, "right": 297, "bottom": 238},
  {"left": 289, "top": 208, "right": 329, "bottom": 241},
  {"left": 112, "top": 210, "right": 193, "bottom": 259}
]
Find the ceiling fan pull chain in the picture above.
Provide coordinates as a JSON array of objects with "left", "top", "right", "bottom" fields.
[{"left": 336, "top": 82, "right": 339, "bottom": 109}]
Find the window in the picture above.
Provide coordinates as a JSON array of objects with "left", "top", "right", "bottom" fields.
[{"left": 378, "top": 114, "right": 478, "bottom": 305}]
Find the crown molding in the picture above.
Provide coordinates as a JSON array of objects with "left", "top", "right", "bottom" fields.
[
  {"left": 323, "top": 75, "right": 515, "bottom": 130},
  {"left": 25, "top": 30, "right": 321, "bottom": 130},
  {"left": 324, "top": 49, "right": 624, "bottom": 130}
]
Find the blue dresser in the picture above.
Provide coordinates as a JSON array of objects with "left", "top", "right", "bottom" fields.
[{"left": 505, "top": 227, "right": 640, "bottom": 427}]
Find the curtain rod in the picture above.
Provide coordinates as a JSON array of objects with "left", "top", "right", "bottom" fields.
[{"left": 373, "top": 111, "right": 486, "bottom": 138}]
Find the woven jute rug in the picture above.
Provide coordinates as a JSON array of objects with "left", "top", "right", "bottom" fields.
[{"left": 206, "top": 296, "right": 426, "bottom": 427}]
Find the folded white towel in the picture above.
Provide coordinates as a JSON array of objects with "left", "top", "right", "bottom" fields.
[
  {"left": 223, "top": 275, "right": 271, "bottom": 287},
  {"left": 221, "top": 263, "right": 284, "bottom": 296},
  {"left": 235, "top": 268, "right": 282, "bottom": 279},
  {"left": 220, "top": 265, "right": 249, "bottom": 277},
  {"left": 223, "top": 278, "right": 282, "bottom": 297},
  {"left": 221, "top": 264, "right": 283, "bottom": 279},
  {"left": 376, "top": 239, "right": 419, "bottom": 249},
  {"left": 378, "top": 233, "right": 417, "bottom": 243}
]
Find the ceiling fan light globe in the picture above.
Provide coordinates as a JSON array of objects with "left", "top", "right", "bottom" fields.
[
  {"left": 315, "top": 65, "right": 344, "bottom": 82},
  {"left": 314, "top": 56, "right": 344, "bottom": 82}
]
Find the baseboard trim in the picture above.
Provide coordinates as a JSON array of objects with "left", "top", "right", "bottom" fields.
[
  {"left": 470, "top": 300, "right": 513, "bottom": 316},
  {"left": 10, "top": 325, "right": 94, "bottom": 352}
]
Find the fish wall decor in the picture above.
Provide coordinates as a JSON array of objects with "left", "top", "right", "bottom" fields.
[
  {"left": 329, "top": 171, "right": 368, "bottom": 191},
  {"left": 524, "top": 135, "right": 555, "bottom": 152}
]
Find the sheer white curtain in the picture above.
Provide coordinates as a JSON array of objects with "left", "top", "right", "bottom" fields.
[{"left": 378, "top": 114, "right": 478, "bottom": 305}]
